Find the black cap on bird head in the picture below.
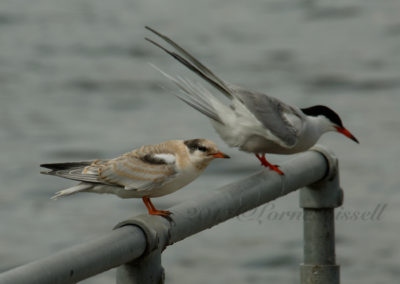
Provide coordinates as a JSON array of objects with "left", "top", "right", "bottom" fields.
[{"left": 301, "top": 105, "right": 359, "bottom": 143}]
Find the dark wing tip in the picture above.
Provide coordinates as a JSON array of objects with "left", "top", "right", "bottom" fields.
[
  {"left": 40, "top": 163, "right": 57, "bottom": 170},
  {"left": 145, "top": 37, "right": 171, "bottom": 55},
  {"left": 145, "top": 26, "right": 171, "bottom": 41},
  {"left": 40, "top": 162, "right": 92, "bottom": 170},
  {"left": 145, "top": 26, "right": 159, "bottom": 35}
]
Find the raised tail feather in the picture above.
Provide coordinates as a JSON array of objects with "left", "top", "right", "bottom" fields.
[
  {"left": 150, "top": 64, "right": 225, "bottom": 124},
  {"left": 145, "top": 26, "right": 233, "bottom": 99}
]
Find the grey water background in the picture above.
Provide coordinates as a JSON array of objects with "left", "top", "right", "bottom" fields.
[{"left": 1, "top": 0, "right": 399, "bottom": 283}]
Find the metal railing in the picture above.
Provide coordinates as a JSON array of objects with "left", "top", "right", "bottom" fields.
[{"left": 0, "top": 146, "right": 343, "bottom": 284}]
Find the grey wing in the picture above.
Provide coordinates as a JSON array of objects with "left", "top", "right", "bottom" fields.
[{"left": 232, "top": 87, "right": 302, "bottom": 147}]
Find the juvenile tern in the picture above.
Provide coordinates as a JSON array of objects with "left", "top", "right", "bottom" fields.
[
  {"left": 41, "top": 139, "right": 230, "bottom": 216},
  {"left": 145, "top": 26, "right": 359, "bottom": 175}
]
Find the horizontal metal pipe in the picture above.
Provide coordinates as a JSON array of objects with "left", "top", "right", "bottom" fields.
[
  {"left": 0, "top": 149, "right": 330, "bottom": 284},
  {"left": 0, "top": 226, "right": 146, "bottom": 284},
  {"left": 166, "top": 149, "right": 329, "bottom": 244}
]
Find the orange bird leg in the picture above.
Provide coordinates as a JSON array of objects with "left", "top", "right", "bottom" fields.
[
  {"left": 142, "top": 196, "right": 171, "bottom": 216},
  {"left": 255, "top": 154, "right": 284, "bottom": 175}
]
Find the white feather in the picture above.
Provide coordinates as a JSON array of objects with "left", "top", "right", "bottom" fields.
[
  {"left": 51, "top": 183, "right": 92, "bottom": 200},
  {"left": 153, "top": 153, "right": 176, "bottom": 164}
]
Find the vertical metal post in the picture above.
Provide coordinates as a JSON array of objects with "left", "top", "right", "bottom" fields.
[
  {"left": 116, "top": 249, "right": 164, "bottom": 284},
  {"left": 300, "top": 147, "right": 343, "bottom": 284},
  {"left": 114, "top": 215, "right": 168, "bottom": 284}
]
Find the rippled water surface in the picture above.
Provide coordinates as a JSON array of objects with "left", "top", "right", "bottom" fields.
[{"left": 1, "top": 0, "right": 399, "bottom": 283}]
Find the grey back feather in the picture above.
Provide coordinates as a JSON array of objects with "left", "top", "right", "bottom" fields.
[{"left": 232, "top": 87, "right": 300, "bottom": 147}]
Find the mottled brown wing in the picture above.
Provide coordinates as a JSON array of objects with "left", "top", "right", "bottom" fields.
[{"left": 98, "top": 152, "right": 178, "bottom": 191}]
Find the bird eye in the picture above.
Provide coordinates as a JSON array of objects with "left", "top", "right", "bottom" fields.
[{"left": 197, "top": 146, "right": 207, "bottom": 152}]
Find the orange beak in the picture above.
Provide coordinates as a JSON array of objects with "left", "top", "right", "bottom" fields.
[
  {"left": 335, "top": 126, "right": 359, "bottom": 144},
  {"left": 212, "top": 152, "right": 231, "bottom": 159}
]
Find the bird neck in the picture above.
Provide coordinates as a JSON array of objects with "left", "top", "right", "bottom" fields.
[
  {"left": 303, "top": 115, "right": 334, "bottom": 141},
  {"left": 192, "top": 159, "right": 213, "bottom": 171}
]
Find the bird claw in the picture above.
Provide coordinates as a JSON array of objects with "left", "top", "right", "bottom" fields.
[
  {"left": 269, "top": 165, "right": 284, "bottom": 175},
  {"left": 149, "top": 209, "right": 172, "bottom": 217},
  {"left": 261, "top": 162, "right": 284, "bottom": 175},
  {"left": 255, "top": 154, "right": 284, "bottom": 175},
  {"left": 150, "top": 210, "right": 173, "bottom": 222}
]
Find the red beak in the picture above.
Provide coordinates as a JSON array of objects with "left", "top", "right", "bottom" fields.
[
  {"left": 335, "top": 126, "right": 359, "bottom": 144},
  {"left": 212, "top": 152, "right": 231, "bottom": 159}
]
